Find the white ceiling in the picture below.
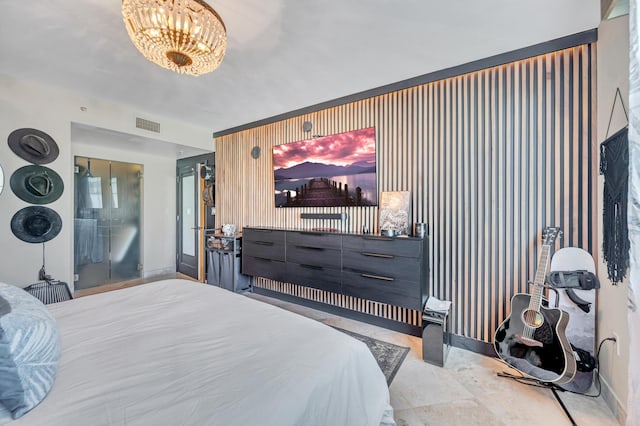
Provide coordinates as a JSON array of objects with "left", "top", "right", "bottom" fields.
[{"left": 0, "top": 1, "right": 600, "bottom": 134}]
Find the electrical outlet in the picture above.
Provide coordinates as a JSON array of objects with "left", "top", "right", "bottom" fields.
[{"left": 612, "top": 332, "right": 620, "bottom": 356}]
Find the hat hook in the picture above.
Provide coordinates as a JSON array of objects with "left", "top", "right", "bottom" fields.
[{"left": 38, "top": 242, "right": 51, "bottom": 282}]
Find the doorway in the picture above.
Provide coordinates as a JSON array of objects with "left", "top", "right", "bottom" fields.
[
  {"left": 74, "top": 157, "right": 143, "bottom": 290},
  {"left": 176, "top": 154, "right": 214, "bottom": 279}
]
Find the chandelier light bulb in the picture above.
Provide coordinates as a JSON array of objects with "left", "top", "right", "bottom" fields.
[{"left": 122, "top": 0, "right": 227, "bottom": 76}]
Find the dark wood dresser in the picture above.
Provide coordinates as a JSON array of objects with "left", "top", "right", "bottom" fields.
[{"left": 242, "top": 227, "right": 428, "bottom": 316}]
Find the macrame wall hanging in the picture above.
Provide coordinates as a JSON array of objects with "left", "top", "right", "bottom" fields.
[{"left": 599, "top": 88, "right": 630, "bottom": 284}]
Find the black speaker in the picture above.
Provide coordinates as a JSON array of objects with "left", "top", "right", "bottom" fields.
[{"left": 300, "top": 213, "right": 347, "bottom": 220}]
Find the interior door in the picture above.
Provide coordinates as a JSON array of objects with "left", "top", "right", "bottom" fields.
[{"left": 176, "top": 163, "right": 199, "bottom": 278}]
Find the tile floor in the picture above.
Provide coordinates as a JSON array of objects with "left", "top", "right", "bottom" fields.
[
  {"left": 77, "top": 277, "right": 619, "bottom": 425},
  {"left": 247, "top": 292, "right": 619, "bottom": 426}
]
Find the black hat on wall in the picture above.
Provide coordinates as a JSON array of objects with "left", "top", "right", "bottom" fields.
[
  {"left": 8, "top": 128, "right": 59, "bottom": 165},
  {"left": 10, "top": 165, "right": 64, "bottom": 204},
  {"left": 11, "top": 206, "right": 62, "bottom": 243}
]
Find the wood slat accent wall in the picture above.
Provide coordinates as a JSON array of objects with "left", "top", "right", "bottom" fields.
[{"left": 216, "top": 44, "right": 596, "bottom": 343}]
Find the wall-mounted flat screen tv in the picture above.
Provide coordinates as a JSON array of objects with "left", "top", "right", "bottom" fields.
[{"left": 273, "top": 127, "right": 377, "bottom": 207}]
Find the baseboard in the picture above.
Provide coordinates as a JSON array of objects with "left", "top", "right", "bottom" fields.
[
  {"left": 450, "top": 334, "right": 497, "bottom": 358},
  {"left": 599, "top": 374, "right": 627, "bottom": 424},
  {"left": 143, "top": 267, "right": 175, "bottom": 279}
]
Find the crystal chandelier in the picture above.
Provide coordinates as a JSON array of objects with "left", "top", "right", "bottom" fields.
[{"left": 122, "top": 0, "right": 226, "bottom": 76}]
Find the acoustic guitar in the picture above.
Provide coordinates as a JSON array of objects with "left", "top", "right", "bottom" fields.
[{"left": 494, "top": 227, "right": 576, "bottom": 384}]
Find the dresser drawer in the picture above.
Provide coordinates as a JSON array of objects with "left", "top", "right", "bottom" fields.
[
  {"left": 342, "top": 250, "right": 420, "bottom": 282},
  {"left": 285, "top": 262, "right": 341, "bottom": 293},
  {"left": 342, "top": 270, "right": 421, "bottom": 310},
  {"left": 286, "top": 231, "right": 341, "bottom": 250},
  {"left": 242, "top": 256, "right": 286, "bottom": 281},
  {"left": 243, "top": 228, "right": 286, "bottom": 261},
  {"left": 287, "top": 245, "right": 341, "bottom": 269},
  {"left": 342, "top": 235, "right": 421, "bottom": 258},
  {"left": 243, "top": 240, "right": 285, "bottom": 261},
  {"left": 243, "top": 228, "right": 286, "bottom": 245}
]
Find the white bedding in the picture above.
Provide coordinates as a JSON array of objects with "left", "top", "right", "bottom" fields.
[{"left": 4, "top": 279, "right": 393, "bottom": 425}]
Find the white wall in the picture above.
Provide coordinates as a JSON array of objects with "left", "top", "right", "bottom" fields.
[
  {"left": 0, "top": 74, "right": 212, "bottom": 289},
  {"left": 596, "top": 14, "right": 630, "bottom": 423}
]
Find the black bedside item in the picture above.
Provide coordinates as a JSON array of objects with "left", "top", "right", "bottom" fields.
[
  {"left": 24, "top": 280, "right": 72, "bottom": 304},
  {"left": 422, "top": 300, "right": 451, "bottom": 367}
]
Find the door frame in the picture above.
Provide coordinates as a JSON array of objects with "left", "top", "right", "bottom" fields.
[{"left": 176, "top": 153, "right": 214, "bottom": 280}]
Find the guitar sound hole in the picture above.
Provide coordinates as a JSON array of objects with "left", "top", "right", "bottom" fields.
[{"left": 522, "top": 309, "right": 544, "bottom": 328}]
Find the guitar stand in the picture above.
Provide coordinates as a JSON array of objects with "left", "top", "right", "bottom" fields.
[
  {"left": 550, "top": 385, "right": 577, "bottom": 426},
  {"left": 496, "top": 372, "right": 577, "bottom": 426}
]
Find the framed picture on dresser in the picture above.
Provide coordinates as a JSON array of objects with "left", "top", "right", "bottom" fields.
[{"left": 379, "top": 191, "right": 411, "bottom": 235}]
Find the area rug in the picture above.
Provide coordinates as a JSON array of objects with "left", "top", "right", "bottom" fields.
[{"left": 333, "top": 327, "right": 409, "bottom": 385}]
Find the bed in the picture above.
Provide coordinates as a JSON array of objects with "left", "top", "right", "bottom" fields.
[{"left": 0, "top": 279, "right": 394, "bottom": 425}]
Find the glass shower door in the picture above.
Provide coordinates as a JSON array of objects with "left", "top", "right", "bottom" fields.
[
  {"left": 74, "top": 157, "right": 142, "bottom": 290},
  {"left": 109, "top": 161, "right": 142, "bottom": 283}
]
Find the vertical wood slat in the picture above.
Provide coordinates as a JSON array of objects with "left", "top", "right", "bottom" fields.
[{"left": 216, "top": 45, "right": 596, "bottom": 343}]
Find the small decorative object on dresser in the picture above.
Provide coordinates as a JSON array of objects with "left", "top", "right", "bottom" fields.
[
  {"left": 221, "top": 223, "right": 236, "bottom": 236},
  {"left": 414, "top": 222, "right": 428, "bottom": 238}
]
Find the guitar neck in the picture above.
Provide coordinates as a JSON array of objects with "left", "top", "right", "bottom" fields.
[{"left": 529, "top": 244, "right": 551, "bottom": 310}]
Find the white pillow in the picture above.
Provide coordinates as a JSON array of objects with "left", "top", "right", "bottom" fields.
[{"left": 0, "top": 282, "right": 61, "bottom": 419}]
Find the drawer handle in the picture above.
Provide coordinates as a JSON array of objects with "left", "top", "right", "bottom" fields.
[
  {"left": 364, "top": 236, "right": 394, "bottom": 241},
  {"left": 300, "top": 231, "right": 324, "bottom": 236},
  {"left": 255, "top": 257, "right": 272, "bottom": 263},
  {"left": 361, "top": 273, "right": 395, "bottom": 281},
  {"left": 361, "top": 252, "right": 394, "bottom": 259},
  {"left": 300, "top": 264, "right": 324, "bottom": 271},
  {"left": 254, "top": 241, "right": 274, "bottom": 246},
  {"left": 296, "top": 245, "right": 325, "bottom": 251}
]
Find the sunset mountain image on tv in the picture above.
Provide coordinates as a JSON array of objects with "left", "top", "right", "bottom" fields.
[{"left": 273, "top": 127, "right": 377, "bottom": 207}]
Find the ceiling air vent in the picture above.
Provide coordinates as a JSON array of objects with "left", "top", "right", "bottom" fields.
[{"left": 136, "top": 117, "right": 161, "bottom": 133}]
